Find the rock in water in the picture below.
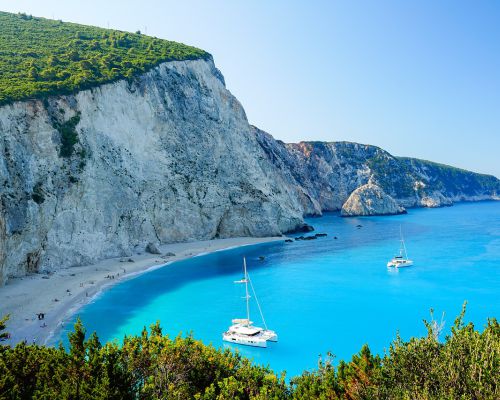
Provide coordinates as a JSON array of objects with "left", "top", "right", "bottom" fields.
[
  {"left": 145, "top": 242, "right": 161, "bottom": 255},
  {"left": 291, "top": 223, "right": 315, "bottom": 233},
  {"left": 341, "top": 184, "right": 406, "bottom": 217}
]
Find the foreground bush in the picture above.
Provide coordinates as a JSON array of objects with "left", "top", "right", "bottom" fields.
[
  {"left": 291, "top": 304, "right": 499, "bottom": 399},
  {"left": 0, "top": 304, "right": 498, "bottom": 399}
]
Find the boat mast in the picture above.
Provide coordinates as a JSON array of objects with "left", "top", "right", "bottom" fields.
[
  {"left": 244, "top": 257, "right": 250, "bottom": 326},
  {"left": 248, "top": 273, "right": 268, "bottom": 330},
  {"left": 400, "top": 226, "right": 408, "bottom": 259}
]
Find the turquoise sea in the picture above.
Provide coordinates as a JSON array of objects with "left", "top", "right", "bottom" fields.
[{"left": 58, "top": 201, "right": 500, "bottom": 378}]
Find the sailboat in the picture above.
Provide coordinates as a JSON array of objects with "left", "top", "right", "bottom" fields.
[
  {"left": 222, "top": 257, "right": 278, "bottom": 348},
  {"left": 387, "top": 226, "right": 413, "bottom": 268}
]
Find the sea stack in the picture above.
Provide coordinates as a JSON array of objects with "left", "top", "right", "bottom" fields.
[{"left": 341, "top": 183, "right": 406, "bottom": 217}]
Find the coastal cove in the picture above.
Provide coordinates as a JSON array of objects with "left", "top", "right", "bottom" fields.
[
  {"left": 55, "top": 201, "right": 500, "bottom": 378},
  {"left": 0, "top": 237, "right": 285, "bottom": 346}
]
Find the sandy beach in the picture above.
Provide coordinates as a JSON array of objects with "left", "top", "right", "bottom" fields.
[{"left": 0, "top": 236, "right": 284, "bottom": 346}]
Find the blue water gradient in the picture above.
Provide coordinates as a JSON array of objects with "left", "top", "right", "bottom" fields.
[{"left": 57, "top": 201, "right": 500, "bottom": 377}]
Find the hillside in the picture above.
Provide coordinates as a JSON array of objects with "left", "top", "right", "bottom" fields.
[
  {"left": 398, "top": 157, "right": 500, "bottom": 199},
  {"left": 0, "top": 11, "right": 209, "bottom": 105},
  {"left": 252, "top": 127, "right": 500, "bottom": 213}
]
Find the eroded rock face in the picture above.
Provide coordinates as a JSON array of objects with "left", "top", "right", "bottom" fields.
[
  {"left": 340, "top": 183, "right": 406, "bottom": 216},
  {"left": 0, "top": 204, "right": 5, "bottom": 285},
  {"left": 253, "top": 131, "right": 500, "bottom": 213},
  {"left": 0, "top": 58, "right": 305, "bottom": 284}
]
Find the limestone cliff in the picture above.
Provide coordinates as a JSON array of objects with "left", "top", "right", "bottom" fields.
[
  {"left": 253, "top": 130, "right": 499, "bottom": 215},
  {"left": 0, "top": 58, "right": 305, "bottom": 284},
  {"left": 340, "top": 183, "right": 406, "bottom": 216}
]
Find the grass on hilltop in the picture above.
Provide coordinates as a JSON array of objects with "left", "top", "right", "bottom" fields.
[{"left": 0, "top": 11, "right": 210, "bottom": 105}]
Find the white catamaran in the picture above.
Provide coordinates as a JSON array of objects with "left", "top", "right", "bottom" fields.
[
  {"left": 387, "top": 226, "right": 413, "bottom": 268},
  {"left": 222, "top": 257, "right": 278, "bottom": 348}
]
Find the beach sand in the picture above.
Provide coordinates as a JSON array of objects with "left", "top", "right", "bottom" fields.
[{"left": 0, "top": 236, "right": 284, "bottom": 346}]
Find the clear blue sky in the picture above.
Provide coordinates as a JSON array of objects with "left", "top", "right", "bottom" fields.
[{"left": 1, "top": 1, "right": 499, "bottom": 177}]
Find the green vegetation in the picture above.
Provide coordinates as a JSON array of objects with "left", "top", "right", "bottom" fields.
[
  {"left": 0, "top": 11, "right": 210, "bottom": 105},
  {"left": 367, "top": 153, "right": 416, "bottom": 198},
  {"left": 55, "top": 113, "right": 81, "bottom": 158},
  {"left": 398, "top": 157, "right": 500, "bottom": 196},
  {"left": 1, "top": 305, "right": 498, "bottom": 399},
  {"left": 0, "top": 315, "right": 9, "bottom": 341},
  {"left": 31, "top": 182, "right": 45, "bottom": 204}
]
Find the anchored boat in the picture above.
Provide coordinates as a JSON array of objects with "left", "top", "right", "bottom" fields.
[
  {"left": 222, "top": 257, "right": 277, "bottom": 348},
  {"left": 387, "top": 226, "right": 413, "bottom": 268}
]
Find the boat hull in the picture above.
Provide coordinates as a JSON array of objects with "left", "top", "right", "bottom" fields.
[
  {"left": 387, "top": 260, "right": 413, "bottom": 268},
  {"left": 222, "top": 332, "right": 267, "bottom": 347},
  {"left": 262, "top": 331, "right": 278, "bottom": 342},
  {"left": 222, "top": 327, "right": 278, "bottom": 348}
]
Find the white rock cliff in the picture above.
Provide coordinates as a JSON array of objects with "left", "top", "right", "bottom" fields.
[{"left": 0, "top": 58, "right": 305, "bottom": 284}]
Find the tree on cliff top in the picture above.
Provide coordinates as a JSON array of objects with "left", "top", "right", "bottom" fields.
[{"left": 0, "top": 11, "right": 210, "bottom": 105}]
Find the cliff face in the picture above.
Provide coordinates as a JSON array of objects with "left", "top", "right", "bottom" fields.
[
  {"left": 253, "top": 132, "right": 500, "bottom": 215},
  {"left": 0, "top": 58, "right": 305, "bottom": 284}
]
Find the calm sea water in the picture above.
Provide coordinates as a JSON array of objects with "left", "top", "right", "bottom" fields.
[{"left": 58, "top": 201, "right": 500, "bottom": 378}]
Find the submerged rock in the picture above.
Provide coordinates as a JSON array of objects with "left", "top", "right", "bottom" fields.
[
  {"left": 303, "top": 236, "right": 317, "bottom": 240},
  {"left": 341, "top": 183, "right": 406, "bottom": 217},
  {"left": 294, "top": 235, "right": 317, "bottom": 241}
]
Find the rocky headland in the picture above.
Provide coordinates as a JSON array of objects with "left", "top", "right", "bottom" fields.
[{"left": 253, "top": 128, "right": 499, "bottom": 216}]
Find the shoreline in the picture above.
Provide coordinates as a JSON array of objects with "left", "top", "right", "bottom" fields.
[{"left": 0, "top": 236, "right": 285, "bottom": 346}]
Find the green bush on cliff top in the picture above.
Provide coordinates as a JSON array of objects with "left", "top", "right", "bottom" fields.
[{"left": 0, "top": 11, "right": 210, "bottom": 105}]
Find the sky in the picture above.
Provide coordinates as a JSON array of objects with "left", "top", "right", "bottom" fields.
[{"left": 1, "top": 0, "right": 499, "bottom": 177}]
